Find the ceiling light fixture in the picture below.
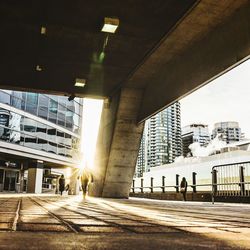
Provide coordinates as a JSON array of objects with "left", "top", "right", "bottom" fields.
[
  {"left": 101, "top": 17, "right": 119, "bottom": 33},
  {"left": 41, "top": 26, "right": 46, "bottom": 35},
  {"left": 74, "top": 78, "right": 86, "bottom": 87},
  {"left": 36, "top": 65, "right": 42, "bottom": 71}
]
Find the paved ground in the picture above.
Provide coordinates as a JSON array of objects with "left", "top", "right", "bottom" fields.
[{"left": 0, "top": 194, "right": 249, "bottom": 249}]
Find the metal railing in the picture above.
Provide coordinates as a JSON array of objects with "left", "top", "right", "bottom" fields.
[
  {"left": 212, "top": 161, "right": 250, "bottom": 203},
  {"left": 131, "top": 174, "right": 212, "bottom": 194},
  {"left": 131, "top": 161, "right": 250, "bottom": 203}
]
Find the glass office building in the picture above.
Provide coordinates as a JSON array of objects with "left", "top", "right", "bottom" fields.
[
  {"left": 0, "top": 90, "right": 82, "bottom": 159},
  {"left": 0, "top": 90, "right": 83, "bottom": 192}
]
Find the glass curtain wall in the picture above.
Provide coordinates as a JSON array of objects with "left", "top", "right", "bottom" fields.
[
  {"left": 0, "top": 90, "right": 82, "bottom": 159},
  {"left": 0, "top": 90, "right": 82, "bottom": 134}
]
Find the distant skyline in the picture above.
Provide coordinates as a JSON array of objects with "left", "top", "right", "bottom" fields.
[{"left": 180, "top": 59, "right": 250, "bottom": 138}]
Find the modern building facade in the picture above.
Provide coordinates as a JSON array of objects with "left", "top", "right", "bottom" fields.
[
  {"left": 212, "top": 121, "right": 242, "bottom": 144},
  {"left": 135, "top": 102, "right": 182, "bottom": 177},
  {"left": 0, "top": 90, "right": 83, "bottom": 193},
  {"left": 182, "top": 124, "right": 210, "bottom": 157}
]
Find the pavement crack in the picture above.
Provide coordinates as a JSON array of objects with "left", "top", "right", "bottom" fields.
[
  {"left": 28, "top": 197, "right": 79, "bottom": 233},
  {"left": 12, "top": 198, "right": 21, "bottom": 231}
]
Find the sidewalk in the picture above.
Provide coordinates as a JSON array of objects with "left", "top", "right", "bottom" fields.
[{"left": 0, "top": 194, "right": 249, "bottom": 249}]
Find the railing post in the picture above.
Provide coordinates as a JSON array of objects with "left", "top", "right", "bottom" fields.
[
  {"left": 239, "top": 166, "right": 245, "bottom": 196},
  {"left": 176, "top": 174, "right": 179, "bottom": 193},
  {"left": 150, "top": 177, "right": 154, "bottom": 193},
  {"left": 162, "top": 176, "right": 165, "bottom": 193},
  {"left": 192, "top": 172, "right": 197, "bottom": 193},
  {"left": 212, "top": 169, "right": 217, "bottom": 204},
  {"left": 140, "top": 178, "right": 144, "bottom": 193},
  {"left": 132, "top": 179, "right": 135, "bottom": 193}
]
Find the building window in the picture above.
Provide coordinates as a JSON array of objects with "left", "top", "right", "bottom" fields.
[{"left": 26, "top": 93, "right": 38, "bottom": 115}]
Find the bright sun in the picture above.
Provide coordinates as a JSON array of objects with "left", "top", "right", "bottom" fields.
[{"left": 80, "top": 98, "right": 103, "bottom": 171}]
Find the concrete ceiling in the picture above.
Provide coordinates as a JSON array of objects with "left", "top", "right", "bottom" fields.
[
  {"left": 1, "top": 1, "right": 249, "bottom": 122},
  {"left": 0, "top": 0, "right": 197, "bottom": 98}
]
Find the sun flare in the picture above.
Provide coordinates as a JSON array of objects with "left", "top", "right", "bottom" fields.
[{"left": 80, "top": 98, "right": 103, "bottom": 171}]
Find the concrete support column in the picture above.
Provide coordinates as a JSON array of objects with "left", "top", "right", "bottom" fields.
[
  {"left": 90, "top": 87, "right": 144, "bottom": 198},
  {"left": 19, "top": 164, "right": 25, "bottom": 193},
  {"left": 69, "top": 168, "right": 80, "bottom": 195},
  {"left": 55, "top": 177, "right": 59, "bottom": 194},
  {"left": 27, "top": 161, "right": 43, "bottom": 194}
]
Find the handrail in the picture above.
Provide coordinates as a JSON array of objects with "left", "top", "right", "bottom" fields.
[{"left": 213, "top": 161, "right": 250, "bottom": 168}]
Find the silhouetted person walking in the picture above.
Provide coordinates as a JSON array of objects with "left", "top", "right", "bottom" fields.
[
  {"left": 59, "top": 174, "right": 65, "bottom": 196},
  {"left": 80, "top": 169, "right": 92, "bottom": 199},
  {"left": 180, "top": 177, "right": 188, "bottom": 201}
]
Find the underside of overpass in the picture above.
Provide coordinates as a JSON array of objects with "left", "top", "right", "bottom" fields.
[{"left": 1, "top": 0, "right": 250, "bottom": 197}]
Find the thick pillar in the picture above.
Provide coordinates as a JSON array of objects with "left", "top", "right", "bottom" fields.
[
  {"left": 89, "top": 87, "right": 144, "bottom": 198},
  {"left": 27, "top": 161, "right": 43, "bottom": 194}
]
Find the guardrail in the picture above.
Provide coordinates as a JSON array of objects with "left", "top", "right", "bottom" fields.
[
  {"left": 130, "top": 175, "right": 212, "bottom": 194},
  {"left": 131, "top": 161, "right": 250, "bottom": 203},
  {"left": 212, "top": 161, "right": 250, "bottom": 203}
]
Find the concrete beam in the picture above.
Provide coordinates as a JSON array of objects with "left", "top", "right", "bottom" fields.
[
  {"left": 126, "top": 0, "right": 250, "bottom": 121},
  {"left": 90, "top": 88, "right": 144, "bottom": 198}
]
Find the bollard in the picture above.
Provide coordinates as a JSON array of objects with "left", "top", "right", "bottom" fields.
[
  {"left": 150, "top": 177, "right": 154, "bottom": 193},
  {"left": 162, "top": 176, "right": 165, "bottom": 193},
  {"left": 192, "top": 172, "right": 197, "bottom": 193},
  {"left": 140, "top": 178, "right": 144, "bottom": 193},
  {"left": 176, "top": 174, "right": 179, "bottom": 193}
]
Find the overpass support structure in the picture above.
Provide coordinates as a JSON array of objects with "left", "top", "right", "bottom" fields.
[
  {"left": 89, "top": 88, "right": 144, "bottom": 198},
  {"left": 1, "top": 1, "right": 250, "bottom": 198},
  {"left": 91, "top": 1, "right": 250, "bottom": 198}
]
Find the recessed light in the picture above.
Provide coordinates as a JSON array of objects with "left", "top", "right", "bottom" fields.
[
  {"left": 41, "top": 26, "right": 46, "bottom": 35},
  {"left": 36, "top": 65, "right": 42, "bottom": 71},
  {"left": 101, "top": 17, "right": 119, "bottom": 33},
  {"left": 75, "top": 78, "right": 86, "bottom": 87}
]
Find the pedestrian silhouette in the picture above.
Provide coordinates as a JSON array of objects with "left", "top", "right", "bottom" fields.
[
  {"left": 59, "top": 174, "right": 65, "bottom": 196},
  {"left": 180, "top": 177, "right": 188, "bottom": 201},
  {"left": 80, "top": 169, "right": 92, "bottom": 199}
]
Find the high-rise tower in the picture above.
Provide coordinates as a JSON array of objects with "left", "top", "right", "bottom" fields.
[{"left": 135, "top": 102, "right": 182, "bottom": 177}]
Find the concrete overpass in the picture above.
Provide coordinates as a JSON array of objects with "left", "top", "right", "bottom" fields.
[{"left": 0, "top": 1, "right": 250, "bottom": 197}]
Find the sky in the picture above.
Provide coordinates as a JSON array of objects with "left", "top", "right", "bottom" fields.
[{"left": 180, "top": 59, "right": 250, "bottom": 138}]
